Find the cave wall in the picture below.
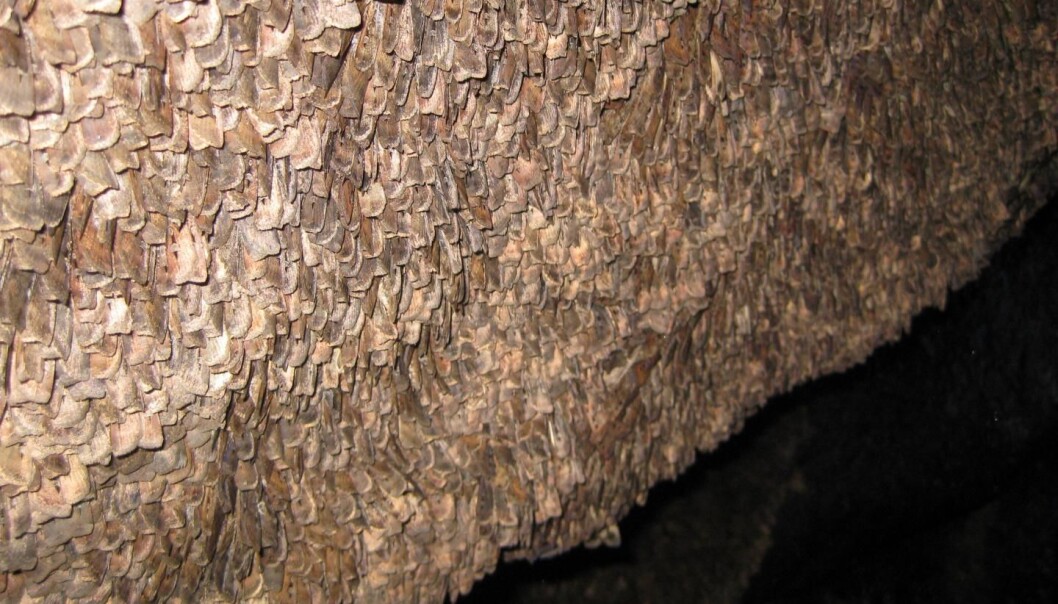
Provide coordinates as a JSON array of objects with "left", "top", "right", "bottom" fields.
[
  {"left": 1, "top": 0, "right": 1057, "bottom": 601},
  {"left": 464, "top": 191, "right": 1058, "bottom": 604}
]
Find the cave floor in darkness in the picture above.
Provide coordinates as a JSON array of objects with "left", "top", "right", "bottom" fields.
[{"left": 461, "top": 197, "right": 1058, "bottom": 604}]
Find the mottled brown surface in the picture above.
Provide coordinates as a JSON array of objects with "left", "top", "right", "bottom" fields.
[
  {"left": 464, "top": 192, "right": 1058, "bottom": 604},
  {"left": 0, "top": 0, "right": 1056, "bottom": 602}
]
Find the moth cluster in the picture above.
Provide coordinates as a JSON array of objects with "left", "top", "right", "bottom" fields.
[{"left": 0, "top": 0, "right": 1056, "bottom": 602}]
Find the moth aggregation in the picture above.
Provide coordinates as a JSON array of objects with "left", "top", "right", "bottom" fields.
[{"left": 1, "top": 0, "right": 1056, "bottom": 602}]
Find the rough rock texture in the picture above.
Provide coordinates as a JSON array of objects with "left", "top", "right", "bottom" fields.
[{"left": 0, "top": 0, "right": 1056, "bottom": 602}]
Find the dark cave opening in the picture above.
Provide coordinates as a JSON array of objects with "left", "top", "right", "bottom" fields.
[{"left": 463, "top": 195, "right": 1058, "bottom": 604}]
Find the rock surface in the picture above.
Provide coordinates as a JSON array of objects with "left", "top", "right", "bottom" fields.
[{"left": 1, "top": 0, "right": 1057, "bottom": 601}]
